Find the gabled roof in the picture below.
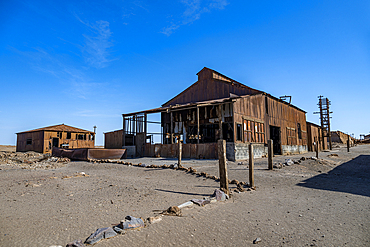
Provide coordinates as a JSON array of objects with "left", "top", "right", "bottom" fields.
[
  {"left": 162, "top": 67, "right": 263, "bottom": 107},
  {"left": 16, "top": 124, "right": 94, "bottom": 134}
]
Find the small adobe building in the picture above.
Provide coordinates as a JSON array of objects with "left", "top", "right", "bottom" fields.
[{"left": 16, "top": 124, "right": 95, "bottom": 154}]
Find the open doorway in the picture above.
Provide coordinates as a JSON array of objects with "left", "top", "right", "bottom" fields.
[{"left": 270, "top": 126, "right": 281, "bottom": 154}]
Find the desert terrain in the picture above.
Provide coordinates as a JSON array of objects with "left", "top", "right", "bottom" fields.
[{"left": 0, "top": 144, "right": 369, "bottom": 246}]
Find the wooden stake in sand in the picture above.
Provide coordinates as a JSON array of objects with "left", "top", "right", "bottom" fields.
[
  {"left": 249, "top": 143, "right": 254, "bottom": 188},
  {"left": 178, "top": 140, "right": 182, "bottom": 168},
  {"left": 347, "top": 136, "right": 350, "bottom": 152},
  {"left": 315, "top": 142, "right": 319, "bottom": 158},
  {"left": 268, "top": 139, "right": 273, "bottom": 170},
  {"left": 218, "top": 139, "right": 229, "bottom": 194}
]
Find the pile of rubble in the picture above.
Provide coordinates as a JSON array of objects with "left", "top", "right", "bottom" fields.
[
  {"left": 273, "top": 156, "right": 331, "bottom": 169},
  {"left": 0, "top": 151, "right": 70, "bottom": 169}
]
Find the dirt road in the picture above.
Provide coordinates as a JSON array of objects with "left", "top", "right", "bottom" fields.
[{"left": 0, "top": 144, "right": 369, "bottom": 246}]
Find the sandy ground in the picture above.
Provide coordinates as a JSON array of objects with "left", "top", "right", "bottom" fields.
[{"left": 0, "top": 144, "right": 369, "bottom": 246}]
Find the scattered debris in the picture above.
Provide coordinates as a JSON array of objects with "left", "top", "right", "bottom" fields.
[
  {"left": 0, "top": 151, "right": 69, "bottom": 169},
  {"left": 162, "top": 206, "right": 182, "bottom": 216},
  {"left": 113, "top": 216, "right": 145, "bottom": 233},
  {"left": 66, "top": 239, "right": 85, "bottom": 247},
  {"left": 253, "top": 237, "right": 262, "bottom": 244},
  {"left": 147, "top": 215, "right": 162, "bottom": 224},
  {"left": 178, "top": 201, "right": 194, "bottom": 209},
  {"left": 212, "top": 189, "right": 229, "bottom": 201},
  {"left": 285, "top": 159, "right": 294, "bottom": 166},
  {"left": 191, "top": 199, "right": 211, "bottom": 206},
  {"left": 328, "top": 153, "right": 338, "bottom": 157},
  {"left": 84, "top": 227, "right": 117, "bottom": 245}
]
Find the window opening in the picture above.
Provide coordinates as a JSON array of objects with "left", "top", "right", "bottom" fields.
[
  {"left": 236, "top": 124, "right": 242, "bottom": 141},
  {"left": 26, "top": 138, "right": 32, "bottom": 145}
]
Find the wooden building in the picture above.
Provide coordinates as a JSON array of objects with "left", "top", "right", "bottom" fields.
[
  {"left": 109, "top": 67, "right": 308, "bottom": 160},
  {"left": 16, "top": 124, "right": 95, "bottom": 154},
  {"left": 306, "top": 122, "right": 328, "bottom": 151}
]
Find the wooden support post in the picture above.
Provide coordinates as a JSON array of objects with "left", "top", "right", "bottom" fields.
[
  {"left": 170, "top": 111, "right": 173, "bottom": 144},
  {"left": 178, "top": 140, "right": 182, "bottom": 168},
  {"left": 249, "top": 143, "right": 254, "bottom": 188},
  {"left": 122, "top": 117, "right": 126, "bottom": 147},
  {"left": 268, "top": 139, "right": 273, "bottom": 170},
  {"left": 218, "top": 105, "right": 223, "bottom": 140},
  {"left": 315, "top": 142, "right": 319, "bottom": 158},
  {"left": 197, "top": 106, "right": 200, "bottom": 144},
  {"left": 218, "top": 139, "right": 229, "bottom": 195},
  {"left": 347, "top": 135, "right": 350, "bottom": 152}
]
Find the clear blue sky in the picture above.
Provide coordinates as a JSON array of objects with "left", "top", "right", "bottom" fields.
[{"left": 1, "top": 0, "right": 369, "bottom": 145}]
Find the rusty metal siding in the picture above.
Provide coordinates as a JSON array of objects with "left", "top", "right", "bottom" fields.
[
  {"left": 163, "top": 68, "right": 261, "bottom": 107},
  {"left": 104, "top": 129, "right": 124, "bottom": 149}
]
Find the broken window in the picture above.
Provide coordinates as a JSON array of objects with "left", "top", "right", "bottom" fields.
[
  {"left": 236, "top": 124, "right": 242, "bottom": 141},
  {"left": 243, "top": 119, "right": 265, "bottom": 143},
  {"left": 66, "top": 132, "right": 71, "bottom": 139},
  {"left": 26, "top": 138, "right": 32, "bottom": 145},
  {"left": 57, "top": 132, "right": 62, "bottom": 138},
  {"left": 297, "top": 123, "right": 302, "bottom": 139},
  {"left": 77, "top": 134, "right": 84, "bottom": 140}
]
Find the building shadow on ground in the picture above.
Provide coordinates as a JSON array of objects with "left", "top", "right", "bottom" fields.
[{"left": 297, "top": 155, "right": 370, "bottom": 197}]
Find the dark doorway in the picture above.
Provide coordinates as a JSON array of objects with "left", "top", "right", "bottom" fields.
[
  {"left": 270, "top": 126, "right": 281, "bottom": 154},
  {"left": 52, "top": 138, "right": 59, "bottom": 148}
]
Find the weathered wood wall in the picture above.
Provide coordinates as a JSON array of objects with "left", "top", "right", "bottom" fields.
[
  {"left": 104, "top": 129, "right": 124, "bottom": 149},
  {"left": 306, "top": 122, "right": 327, "bottom": 151},
  {"left": 17, "top": 131, "right": 94, "bottom": 154},
  {"left": 144, "top": 143, "right": 218, "bottom": 159},
  {"left": 16, "top": 131, "right": 44, "bottom": 153},
  {"left": 43, "top": 131, "right": 94, "bottom": 153},
  {"left": 266, "top": 95, "right": 307, "bottom": 147},
  {"left": 233, "top": 94, "right": 307, "bottom": 147}
]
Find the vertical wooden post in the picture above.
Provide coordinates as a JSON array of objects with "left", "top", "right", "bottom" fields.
[
  {"left": 347, "top": 135, "right": 350, "bottom": 152},
  {"left": 144, "top": 113, "right": 147, "bottom": 156},
  {"left": 218, "top": 105, "right": 223, "bottom": 140},
  {"left": 249, "top": 143, "right": 254, "bottom": 188},
  {"left": 268, "top": 139, "right": 273, "bottom": 170},
  {"left": 315, "top": 142, "right": 319, "bottom": 158},
  {"left": 170, "top": 111, "right": 173, "bottom": 144},
  {"left": 197, "top": 106, "right": 200, "bottom": 144},
  {"left": 218, "top": 139, "right": 229, "bottom": 195},
  {"left": 178, "top": 140, "right": 182, "bottom": 168},
  {"left": 122, "top": 117, "right": 126, "bottom": 147}
]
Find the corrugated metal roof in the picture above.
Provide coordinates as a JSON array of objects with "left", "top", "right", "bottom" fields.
[{"left": 16, "top": 124, "right": 94, "bottom": 134}]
